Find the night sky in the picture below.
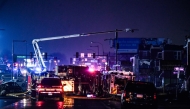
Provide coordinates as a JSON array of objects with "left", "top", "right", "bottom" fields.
[{"left": 0, "top": 0, "right": 190, "bottom": 64}]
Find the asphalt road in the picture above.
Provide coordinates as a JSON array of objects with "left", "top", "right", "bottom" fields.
[
  {"left": 0, "top": 97, "right": 22, "bottom": 109},
  {"left": 1, "top": 97, "right": 112, "bottom": 109},
  {"left": 0, "top": 95, "right": 190, "bottom": 109},
  {"left": 106, "top": 99, "right": 190, "bottom": 109}
]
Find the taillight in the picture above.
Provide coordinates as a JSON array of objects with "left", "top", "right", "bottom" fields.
[
  {"left": 37, "top": 85, "right": 41, "bottom": 88},
  {"left": 154, "top": 93, "right": 156, "bottom": 100},
  {"left": 37, "top": 85, "right": 44, "bottom": 88},
  {"left": 56, "top": 89, "right": 63, "bottom": 92},
  {"left": 124, "top": 91, "right": 131, "bottom": 98},
  {"left": 38, "top": 88, "right": 45, "bottom": 91},
  {"left": 123, "top": 91, "right": 126, "bottom": 97},
  {"left": 56, "top": 86, "right": 63, "bottom": 92},
  {"left": 37, "top": 85, "right": 45, "bottom": 92}
]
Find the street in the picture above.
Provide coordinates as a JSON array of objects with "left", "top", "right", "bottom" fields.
[
  {"left": 0, "top": 94, "right": 190, "bottom": 109},
  {"left": 0, "top": 97, "right": 22, "bottom": 109},
  {"left": 1, "top": 96, "right": 112, "bottom": 109}
]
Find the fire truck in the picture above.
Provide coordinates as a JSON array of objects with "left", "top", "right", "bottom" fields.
[
  {"left": 31, "top": 28, "right": 135, "bottom": 75},
  {"left": 102, "top": 70, "right": 135, "bottom": 98},
  {"left": 55, "top": 65, "right": 92, "bottom": 95},
  {"left": 30, "top": 28, "right": 136, "bottom": 97}
]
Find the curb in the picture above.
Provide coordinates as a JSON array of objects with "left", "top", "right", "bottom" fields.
[
  {"left": 6, "top": 91, "right": 29, "bottom": 96},
  {"left": 4, "top": 91, "right": 30, "bottom": 98},
  {"left": 0, "top": 96, "right": 23, "bottom": 99}
]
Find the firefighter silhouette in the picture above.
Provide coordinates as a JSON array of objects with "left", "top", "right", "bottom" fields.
[
  {"left": 31, "top": 76, "right": 37, "bottom": 99},
  {"left": 68, "top": 69, "right": 72, "bottom": 74}
]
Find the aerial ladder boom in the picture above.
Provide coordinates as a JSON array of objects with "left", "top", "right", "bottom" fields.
[
  {"left": 32, "top": 34, "right": 82, "bottom": 72},
  {"left": 32, "top": 28, "right": 136, "bottom": 73}
]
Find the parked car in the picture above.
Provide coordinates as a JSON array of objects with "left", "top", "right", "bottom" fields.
[
  {"left": 9, "top": 79, "right": 26, "bottom": 86},
  {"left": 164, "top": 83, "right": 182, "bottom": 94},
  {"left": 36, "top": 77, "right": 64, "bottom": 101},
  {"left": 121, "top": 81, "right": 157, "bottom": 109},
  {"left": 0, "top": 81, "right": 23, "bottom": 96}
]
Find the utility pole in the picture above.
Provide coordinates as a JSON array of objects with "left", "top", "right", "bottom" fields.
[
  {"left": 12, "top": 41, "right": 14, "bottom": 80},
  {"left": 115, "top": 29, "right": 118, "bottom": 71},
  {"left": 184, "top": 36, "right": 190, "bottom": 92},
  {"left": 12, "top": 40, "right": 27, "bottom": 80},
  {"left": 187, "top": 37, "right": 190, "bottom": 91},
  {"left": 25, "top": 41, "right": 27, "bottom": 68}
]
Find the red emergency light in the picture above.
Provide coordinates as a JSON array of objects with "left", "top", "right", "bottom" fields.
[{"left": 89, "top": 68, "right": 95, "bottom": 72}]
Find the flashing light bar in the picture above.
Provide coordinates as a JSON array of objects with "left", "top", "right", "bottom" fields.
[
  {"left": 174, "top": 67, "right": 184, "bottom": 71},
  {"left": 89, "top": 68, "right": 95, "bottom": 72}
]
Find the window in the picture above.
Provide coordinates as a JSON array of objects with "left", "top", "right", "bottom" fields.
[
  {"left": 125, "top": 82, "right": 155, "bottom": 93},
  {"left": 41, "top": 78, "right": 62, "bottom": 86},
  {"left": 81, "top": 53, "right": 85, "bottom": 58}
]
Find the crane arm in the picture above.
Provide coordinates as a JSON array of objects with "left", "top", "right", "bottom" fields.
[
  {"left": 32, "top": 41, "right": 46, "bottom": 72},
  {"left": 31, "top": 28, "right": 136, "bottom": 73},
  {"left": 32, "top": 34, "right": 81, "bottom": 43},
  {"left": 32, "top": 34, "right": 82, "bottom": 72}
]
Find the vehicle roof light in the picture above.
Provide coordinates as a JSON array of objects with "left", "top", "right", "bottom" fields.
[
  {"left": 89, "top": 68, "right": 95, "bottom": 72},
  {"left": 36, "top": 67, "right": 42, "bottom": 72}
]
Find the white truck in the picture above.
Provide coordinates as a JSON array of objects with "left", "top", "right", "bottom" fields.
[{"left": 102, "top": 70, "right": 135, "bottom": 99}]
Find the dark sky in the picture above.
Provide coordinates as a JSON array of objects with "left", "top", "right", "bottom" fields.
[{"left": 0, "top": 0, "right": 190, "bottom": 64}]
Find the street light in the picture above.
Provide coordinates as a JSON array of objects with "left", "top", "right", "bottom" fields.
[
  {"left": 90, "top": 45, "right": 99, "bottom": 55},
  {"left": 12, "top": 40, "right": 27, "bottom": 80},
  {"left": 174, "top": 66, "right": 185, "bottom": 99},
  {"left": 104, "top": 29, "right": 138, "bottom": 71},
  {"left": 91, "top": 41, "right": 104, "bottom": 55}
]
